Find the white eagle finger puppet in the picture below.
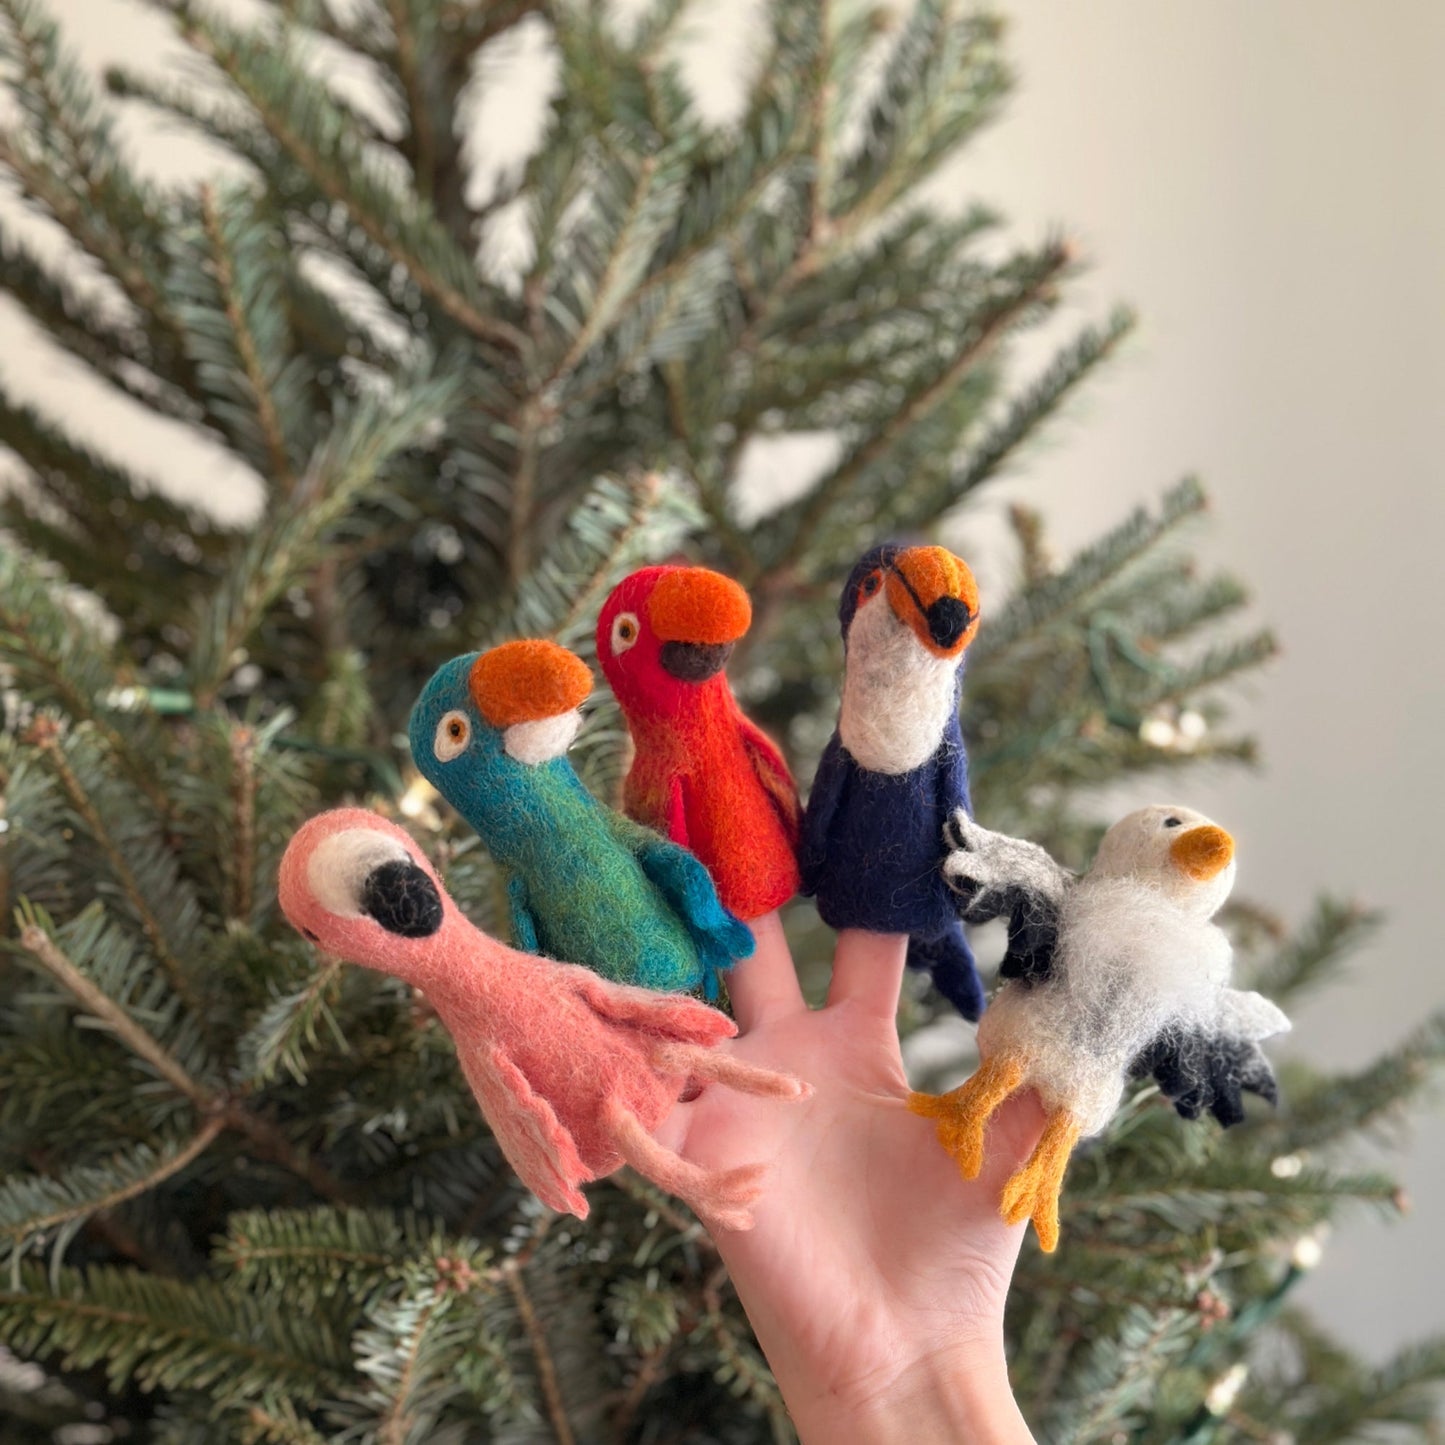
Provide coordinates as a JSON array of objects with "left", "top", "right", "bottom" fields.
[{"left": 909, "top": 805, "right": 1290, "bottom": 1252}]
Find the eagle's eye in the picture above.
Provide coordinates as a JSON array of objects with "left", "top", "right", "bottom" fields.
[
  {"left": 1163, "top": 816, "right": 1183, "bottom": 828},
  {"left": 433, "top": 710, "right": 471, "bottom": 761},
  {"left": 610, "top": 612, "right": 641, "bottom": 655}
]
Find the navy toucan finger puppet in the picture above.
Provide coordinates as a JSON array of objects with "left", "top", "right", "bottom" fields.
[
  {"left": 799, "top": 543, "right": 986, "bottom": 1019},
  {"left": 409, "top": 639, "right": 754, "bottom": 998}
]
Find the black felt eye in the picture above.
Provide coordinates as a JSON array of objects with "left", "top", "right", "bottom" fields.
[
  {"left": 1163, "top": 816, "right": 1183, "bottom": 828},
  {"left": 861, "top": 570, "right": 883, "bottom": 598}
]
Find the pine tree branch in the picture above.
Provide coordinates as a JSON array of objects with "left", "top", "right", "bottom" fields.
[
  {"left": 17, "top": 923, "right": 212, "bottom": 1107},
  {"left": 1, "top": 1118, "right": 225, "bottom": 1249},
  {"left": 199, "top": 184, "right": 298, "bottom": 495},
  {"left": 498, "top": 1219, "right": 576, "bottom": 1445},
  {"left": 757, "top": 239, "right": 1072, "bottom": 586},
  {"left": 228, "top": 723, "right": 257, "bottom": 925},
  {"left": 0, "top": 1264, "right": 348, "bottom": 1398},
  {"left": 17, "top": 922, "right": 347, "bottom": 1203},
  {"left": 27, "top": 721, "right": 201, "bottom": 1013},
  {"left": 178, "top": 16, "right": 528, "bottom": 356},
  {"left": 383, "top": 0, "right": 436, "bottom": 200}
]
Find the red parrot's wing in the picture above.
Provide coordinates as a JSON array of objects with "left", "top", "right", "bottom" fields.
[
  {"left": 565, "top": 965, "right": 737, "bottom": 1046},
  {"left": 666, "top": 775, "right": 690, "bottom": 848},
  {"left": 459, "top": 1045, "right": 592, "bottom": 1218},
  {"left": 737, "top": 717, "right": 802, "bottom": 844}
]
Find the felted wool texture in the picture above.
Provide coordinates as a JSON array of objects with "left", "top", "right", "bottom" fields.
[
  {"left": 279, "top": 809, "right": 806, "bottom": 1228},
  {"left": 944, "top": 805, "right": 1290, "bottom": 1137},
  {"left": 410, "top": 647, "right": 754, "bottom": 998},
  {"left": 598, "top": 565, "right": 802, "bottom": 921},
  {"left": 914, "top": 804, "right": 1290, "bottom": 1251},
  {"left": 798, "top": 542, "right": 986, "bottom": 1019}
]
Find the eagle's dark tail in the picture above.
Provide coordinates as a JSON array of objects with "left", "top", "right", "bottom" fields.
[{"left": 907, "top": 921, "right": 985, "bottom": 1021}]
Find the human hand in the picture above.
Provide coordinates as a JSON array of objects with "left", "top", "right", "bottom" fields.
[{"left": 656, "top": 915, "right": 1043, "bottom": 1444}]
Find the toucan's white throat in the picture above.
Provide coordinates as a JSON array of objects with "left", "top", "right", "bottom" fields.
[
  {"left": 839, "top": 591, "right": 959, "bottom": 775},
  {"left": 504, "top": 711, "right": 582, "bottom": 766}
]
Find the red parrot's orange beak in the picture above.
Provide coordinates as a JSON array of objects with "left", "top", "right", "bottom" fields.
[
  {"left": 647, "top": 568, "right": 751, "bottom": 683},
  {"left": 469, "top": 639, "right": 594, "bottom": 727},
  {"left": 1169, "top": 824, "right": 1235, "bottom": 882},
  {"left": 884, "top": 546, "right": 980, "bottom": 658}
]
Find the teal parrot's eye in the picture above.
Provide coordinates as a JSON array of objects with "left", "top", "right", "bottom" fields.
[
  {"left": 434, "top": 710, "right": 471, "bottom": 762},
  {"left": 610, "top": 611, "right": 641, "bottom": 656}
]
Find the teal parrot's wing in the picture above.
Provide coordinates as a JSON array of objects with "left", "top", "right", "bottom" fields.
[
  {"left": 607, "top": 813, "right": 754, "bottom": 1000},
  {"left": 507, "top": 874, "right": 541, "bottom": 953}
]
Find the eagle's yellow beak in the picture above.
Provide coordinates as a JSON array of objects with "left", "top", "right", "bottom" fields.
[{"left": 1169, "top": 824, "right": 1235, "bottom": 882}]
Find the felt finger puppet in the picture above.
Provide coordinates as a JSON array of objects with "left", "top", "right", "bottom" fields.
[
  {"left": 798, "top": 543, "right": 986, "bottom": 1018},
  {"left": 909, "top": 805, "right": 1291, "bottom": 1252},
  {"left": 597, "top": 565, "right": 802, "bottom": 920},
  {"left": 279, "top": 810, "right": 806, "bottom": 1229},
  {"left": 409, "top": 639, "right": 754, "bottom": 999}
]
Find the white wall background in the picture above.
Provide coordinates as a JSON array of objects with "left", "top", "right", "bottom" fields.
[{"left": 3, "top": 0, "right": 1442, "bottom": 1359}]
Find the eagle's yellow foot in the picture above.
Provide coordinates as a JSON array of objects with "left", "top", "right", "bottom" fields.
[
  {"left": 999, "top": 1110, "right": 1081, "bottom": 1253},
  {"left": 908, "top": 1054, "right": 1025, "bottom": 1181}
]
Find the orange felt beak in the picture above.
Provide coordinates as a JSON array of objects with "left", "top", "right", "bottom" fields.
[
  {"left": 1170, "top": 824, "right": 1235, "bottom": 882},
  {"left": 884, "top": 546, "right": 980, "bottom": 658},
  {"left": 647, "top": 567, "right": 752, "bottom": 646},
  {"left": 469, "top": 639, "right": 593, "bottom": 728}
]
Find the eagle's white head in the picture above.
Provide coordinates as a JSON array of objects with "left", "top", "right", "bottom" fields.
[{"left": 1090, "top": 804, "right": 1236, "bottom": 920}]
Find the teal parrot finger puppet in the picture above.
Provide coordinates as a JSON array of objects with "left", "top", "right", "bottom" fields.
[
  {"left": 409, "top": 638, "right": 753, "bottom": 998},
  {"left": 798, "top": 543, "right": 986, "bottom": 1018}
]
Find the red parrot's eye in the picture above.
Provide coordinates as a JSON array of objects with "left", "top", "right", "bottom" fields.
[
  {"left": 860, "top": 569, "right": 883, "bottom": 599},
  {"left": 610, "top": 612, "right": 641, "bottom": 655}
]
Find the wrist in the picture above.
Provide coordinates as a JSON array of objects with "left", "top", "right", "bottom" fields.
[{"left": 784, "top": 1330, "right": 1034, "bottom": 1445}]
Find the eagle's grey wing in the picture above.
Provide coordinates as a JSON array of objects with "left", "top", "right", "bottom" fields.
[
  {"left": 1130, "top": 990, "right": 1291, "bottom": 1128},
  {"left": 941, "top": 810, "right": 1072, "bottom": 984}
]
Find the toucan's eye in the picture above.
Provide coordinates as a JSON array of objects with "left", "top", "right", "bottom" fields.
[
  {"left": 860, "top": 569, "right": 883, "bottom": 599},
  {"left": 1163, "top": 816, "right": 1183, "bottom": 828},
  {"left": 610, "top": 612, "right": 641, "bottom": 656},
  {"left": 433, "top": 710, "right": 471, "bottom": 762}
]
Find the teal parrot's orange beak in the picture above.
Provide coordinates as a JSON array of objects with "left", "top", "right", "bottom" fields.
[
  {"left": 469, "top": 639, "right": 594, "bottom": 727},
  {"left": 1170, "top": 824, "right": 1235, "bottom": 882},
  {"left": 884, "top": 546, "right": 980, "bottom": 658},
  {"left": 647, "top": 567, "right": 751, "bottom": 683}
]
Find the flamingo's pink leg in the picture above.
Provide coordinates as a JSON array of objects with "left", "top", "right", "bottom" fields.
[
  {"left": 605, "top": 1099, "right": 765, "bottom": 1232},
  {"left": 651, "top": 1042, "right": 808, "bottom": 1101}
]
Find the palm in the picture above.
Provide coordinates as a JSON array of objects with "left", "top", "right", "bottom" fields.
[{"left": 660, "top": 916, "right": 1044, "bottom": 1410}]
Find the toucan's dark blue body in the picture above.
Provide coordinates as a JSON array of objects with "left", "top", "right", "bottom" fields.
[{"left": 799, "top": 545, "right": 986, "bottom": 1020}]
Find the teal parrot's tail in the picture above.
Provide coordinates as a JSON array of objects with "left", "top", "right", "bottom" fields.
[{"left": 628, "top": 834, "right": 755, "bottom": 999}]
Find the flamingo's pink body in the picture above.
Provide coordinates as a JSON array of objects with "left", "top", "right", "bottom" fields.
[{"left": 279, "top": 809, "right": 803, "bottom": 1227}]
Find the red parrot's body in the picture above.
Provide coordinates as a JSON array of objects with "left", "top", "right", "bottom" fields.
[{"left": 598, "top": 566, "right": 802, "bottom": 919}]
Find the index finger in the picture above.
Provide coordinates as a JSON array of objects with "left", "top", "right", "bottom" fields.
[{"left": 725, "top": 910, "right": 806, "bottom": 1032}]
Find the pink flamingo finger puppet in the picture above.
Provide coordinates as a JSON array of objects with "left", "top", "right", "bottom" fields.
[{"left": 279, "top": 809, "right": 808, "bottom": 1230}]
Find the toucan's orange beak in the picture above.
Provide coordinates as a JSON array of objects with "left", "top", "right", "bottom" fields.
[
  {"left": 648, "top": 568, "right": 751, "bottom": 645},
  {"left": 469, "top": 639, "right": 593, "bottom": 727},
  {"left": 885, "top": 546, "right": 980, "bottom": 658},
  {"left": 1170, "top": 825, "right": 1235, "bottom": 882}
]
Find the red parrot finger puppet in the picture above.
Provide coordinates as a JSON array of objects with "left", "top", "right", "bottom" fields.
[
  {"left": 597, "top": 565, "right": 801, "bottom": 920},
  {"left": 909, "top": 805, "right": 1290, "bottom": 1252},
  {"left": 798, "top": 543, "right": 986, "bottom": 1018},
  {"left": 279, "top": 809, "right": 808, "bottom": 1229}
]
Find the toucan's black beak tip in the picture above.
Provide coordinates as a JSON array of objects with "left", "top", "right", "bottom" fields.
[
  {"left": 659, "top": 640, "right": 733, "bottom": 683},
  {"left": 926, "top": 596, "right": 972, "bottom": 650},
  {"left": 362, "top": 859, "right": 444, "bottom": 937}
]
